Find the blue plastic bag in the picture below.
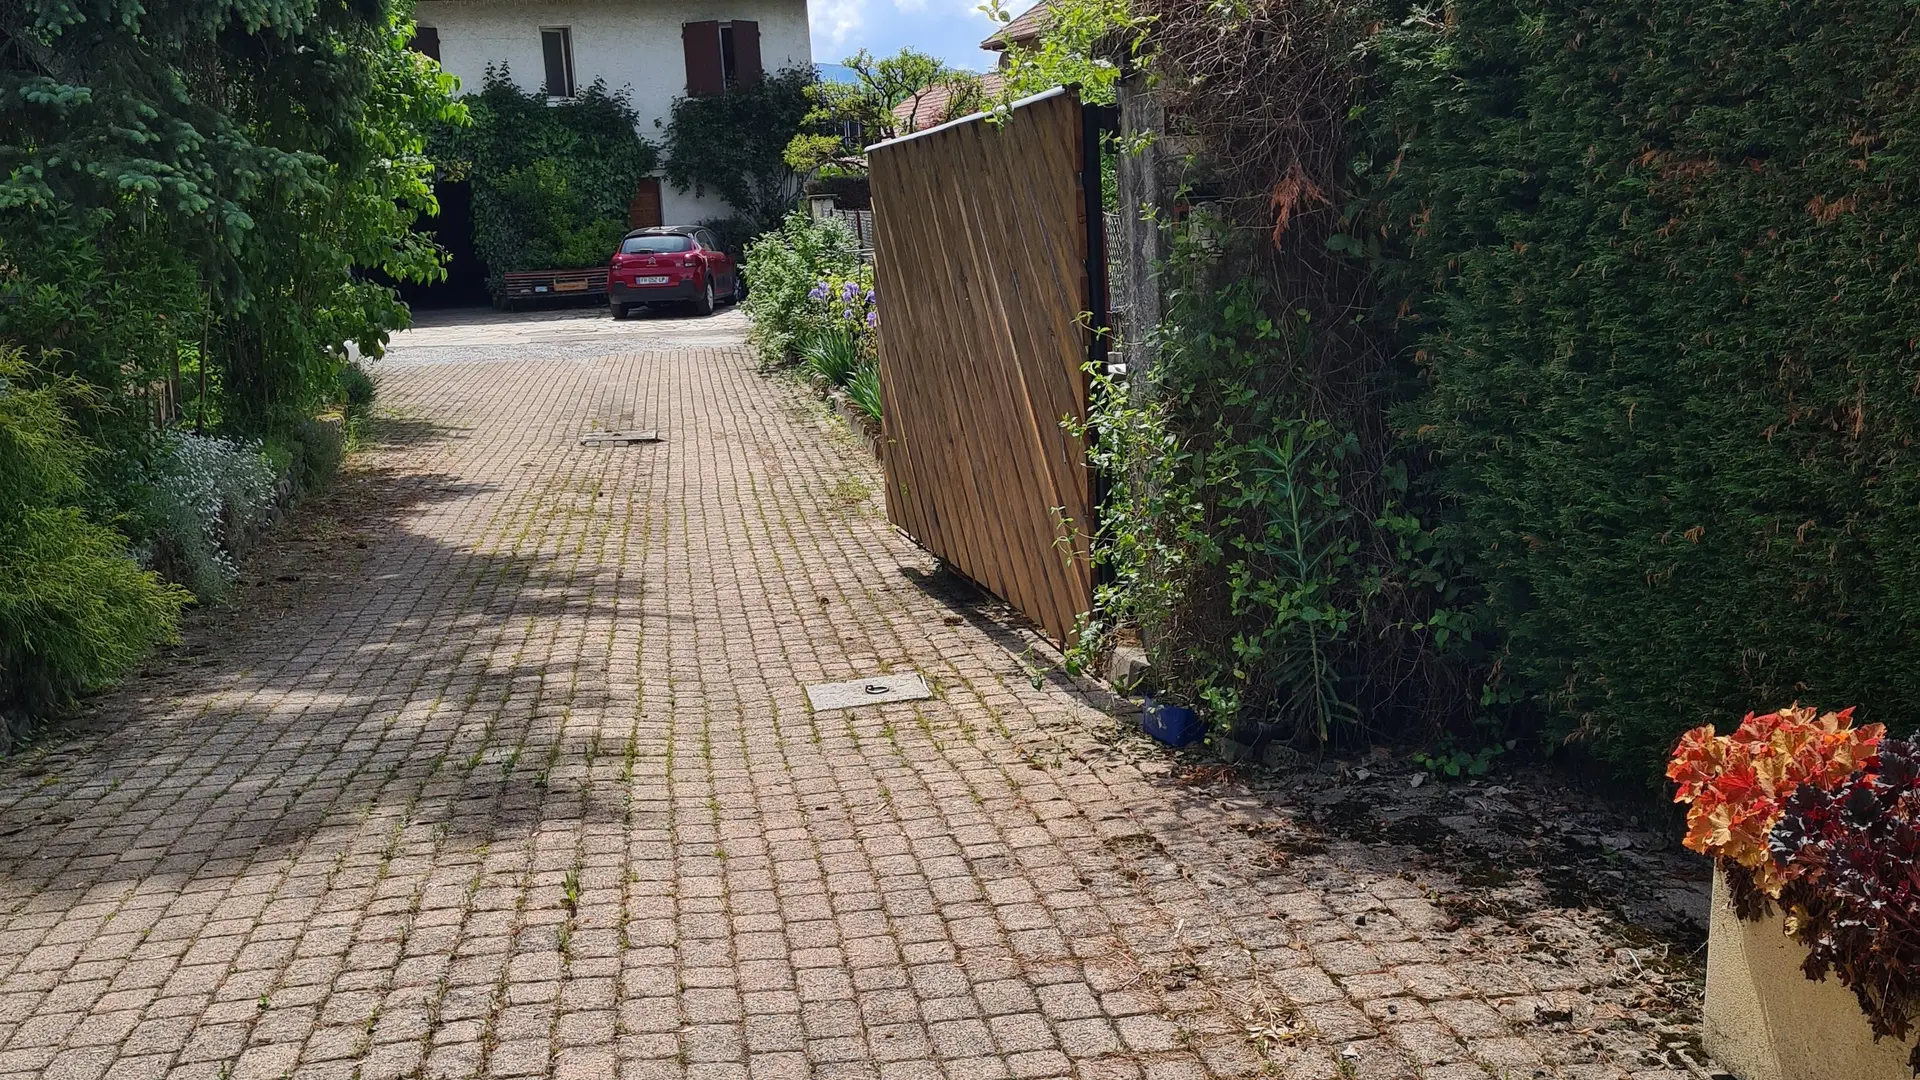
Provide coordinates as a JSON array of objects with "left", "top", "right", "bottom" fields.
[{"left": 1141, "top": 696, "right": 1205, "bottom": 747}]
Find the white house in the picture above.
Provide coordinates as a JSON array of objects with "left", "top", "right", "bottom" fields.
[{"left": 411, "top": 0, "right": 813, "bottom": 225}]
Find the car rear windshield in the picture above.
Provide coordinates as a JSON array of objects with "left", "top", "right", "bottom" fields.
[{"left": 620, "top": 234, "right": 693, "bottom": 254}]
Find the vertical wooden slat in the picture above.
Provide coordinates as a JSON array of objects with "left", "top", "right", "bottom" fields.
[
  {"left": 874, "top": 144, "right": 1006, "bottom": 602},
  {"left": 947, "top": 112, "right": 1082, "bottom": 629},
  {"left": 869, "top": 89, "right": 1096, "bottom": 644}
]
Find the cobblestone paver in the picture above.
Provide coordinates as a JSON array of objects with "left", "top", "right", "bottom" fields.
[{"left": 0, "top": 309, "right": 1704, "bottom": 1079}]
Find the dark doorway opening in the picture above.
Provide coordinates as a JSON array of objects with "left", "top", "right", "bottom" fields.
[{"left": 386, "top": 180, "right": 490, "bottom": 310}]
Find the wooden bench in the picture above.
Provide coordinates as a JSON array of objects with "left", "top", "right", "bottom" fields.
[{"left": 497, "top": 268, "right": 607, "bottom": 309}]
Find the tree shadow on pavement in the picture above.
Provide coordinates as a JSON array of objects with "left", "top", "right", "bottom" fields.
[{"left": 0, "top": 421, "right": 664, "bottom": 897}]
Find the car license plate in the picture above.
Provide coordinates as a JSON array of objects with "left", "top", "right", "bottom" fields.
[
  {"left": 533, "top": 285, "right": 549, "bottom": 293},
  {"left": 635, "top": 275, "right": 671, "bottom": 285}
]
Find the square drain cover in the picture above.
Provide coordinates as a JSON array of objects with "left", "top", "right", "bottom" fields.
[{"left": 806, "top": 674, "right": 933, "bottom": 712}]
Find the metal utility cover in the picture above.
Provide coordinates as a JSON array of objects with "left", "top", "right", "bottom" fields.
[
  {"left": 806, "top": 674, "right": 933, "bottom": 712},
  {"left": 580, "top": 430, "right": 661, "bottom": 446}
]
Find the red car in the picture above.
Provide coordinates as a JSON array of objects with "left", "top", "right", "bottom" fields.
[{"left": 606, "top": 226, "right": 741, "bottom": 319}]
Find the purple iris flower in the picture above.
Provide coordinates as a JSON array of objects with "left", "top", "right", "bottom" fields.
[
  {"left": 808, "top": 282, "right": 830, "bottom": 301},
  {"left": 840, "top": 281, "right": 861, "bottom": 302},
  {"left": 862, "top": 289, "right": 876, "bottom": 305},
  {"left": 866, "top": 310, "right": 879, "bottom": 329}
]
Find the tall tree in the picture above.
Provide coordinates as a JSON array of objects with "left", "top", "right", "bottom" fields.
[
  {"left": 783, "top": 49, "right": 987, "bottom": 174},
  {"left": 0, "top": 0, "right": 460, "bottom": 434}
]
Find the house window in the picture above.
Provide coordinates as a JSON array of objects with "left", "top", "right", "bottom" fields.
[
  {"left": 682, "top": 20, "right": 761, "bottom": 96},
  {"left": 409, "top": 26, "right": 440, "bottom": 61},
  {"left": 541, "top": 27, "right": 575, "bottom": 98}
]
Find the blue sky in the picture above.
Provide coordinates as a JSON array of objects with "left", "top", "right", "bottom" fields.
[{"left": 810, "top": 0, "right": 1013, "bottom": 74}]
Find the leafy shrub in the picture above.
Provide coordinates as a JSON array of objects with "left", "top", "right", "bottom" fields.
[
  {"left": 742, "top": 211, "right": 860, "bottom": 366},
  {"left": 811, "top": 271, "right": 877, "bottom": 335},
  {"left": 796, "top": 270, "right": 879, "bottom": 380},
  {"left": 1412, "top": 735, "right": 1513, "bottom": 780},
  {"left": 1667, "top": 704, "right": 1883, "bottom": 896},
  {"left": 273, "top": 417, "right": 345, "bottom": 495},
  {"left": 138, "top": 431, "right": 280, "bottom": 600},
  {"left": 0, "top": 219, "right": 207, "bottom": 463},
  {"left": 801, "top": 329, "right": 863, "bottom": 387},
  {"left": 338, "top": 364, "right": 376, "bottom": 416},
  {"left": 0, "top": 354, "right": 189, "bottom": 738},
  {"left": 1772, "top": 739, "right": 1920, "bottom": 1071},
  {"left": 0, "top": 0, "right": 453, "bottom": 738},
  {"left": 845, "top": 363, "right": 883, "bottom": 426},
  {"left": 1084, "top": 221, "right": 1462, "bottom": 742}
]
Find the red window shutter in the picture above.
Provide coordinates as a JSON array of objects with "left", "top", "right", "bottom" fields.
[
  {"left": 682, "top": 21, "right": 723, "bottom": 96},
  {"left": 732, "top": 21, "right": 762, "bottom": 86}
]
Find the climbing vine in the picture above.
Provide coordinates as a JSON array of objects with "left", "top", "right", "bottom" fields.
[
  {"left": 1081, "top": 0, "right": 1473, "bottom": 752},
  {"left": 661, "top": 68, "right": 817, "bottom": 235},
  {"left": 433, "top": 71, "right": 657, "bottom": 291}
]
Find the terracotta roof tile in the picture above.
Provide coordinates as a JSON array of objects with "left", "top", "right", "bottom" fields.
[
  {"left": 889, "top": 73, "right": 1004, "bottom": 134},
  {"left": 982, "top": 0, "right": 1052, "bottom": 51}
]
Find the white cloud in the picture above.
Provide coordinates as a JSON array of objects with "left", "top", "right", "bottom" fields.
[
  {"left": 811, "top": 0, "right": 868, "bottom": 49},
  {"left": 892, "top": 0, "right": 929, "bottom": 12}
]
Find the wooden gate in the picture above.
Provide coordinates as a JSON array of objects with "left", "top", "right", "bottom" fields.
[{"left": 868, "top": 87, "right": 1105, "bottom": 645}]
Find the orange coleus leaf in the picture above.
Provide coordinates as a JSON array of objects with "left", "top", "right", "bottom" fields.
[
  {"left": 1668, "top": 704, "right": 1881, "bottom": 894},
  {"left": 1667, "top": 724, "right": 1725, "bottom": 795}
]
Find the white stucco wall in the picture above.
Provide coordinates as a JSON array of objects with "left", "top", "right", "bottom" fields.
[{"left": 414, "top": 0, "right": 813, "bottom": 224}]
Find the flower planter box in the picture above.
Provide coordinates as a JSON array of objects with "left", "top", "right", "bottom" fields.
[
  {"left": 830, "top": 390, "right": 883, "bottom": 462},
  {"left": 1704, "top": 867, "right": 1916, "bottom": 1080}
]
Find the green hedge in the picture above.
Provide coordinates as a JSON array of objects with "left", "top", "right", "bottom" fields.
[{"left": 1368, "top": 0, "right": 1920, "bottom": 776}]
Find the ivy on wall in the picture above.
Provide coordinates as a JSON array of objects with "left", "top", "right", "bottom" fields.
[
  {"left": 661, "top": 68, "right": 816, "bottom": 235},
  {"left": 433, "top": 71, "right": 658, "bottom": 290}
]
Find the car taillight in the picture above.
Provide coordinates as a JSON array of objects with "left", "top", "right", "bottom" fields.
[{"left": 683, "top": 255, "right": 699, "bottom": 266}]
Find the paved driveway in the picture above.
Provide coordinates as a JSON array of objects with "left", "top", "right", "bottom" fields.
[{"left": 0, "top": 309, "right": 1701, "bottom": 1080}]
